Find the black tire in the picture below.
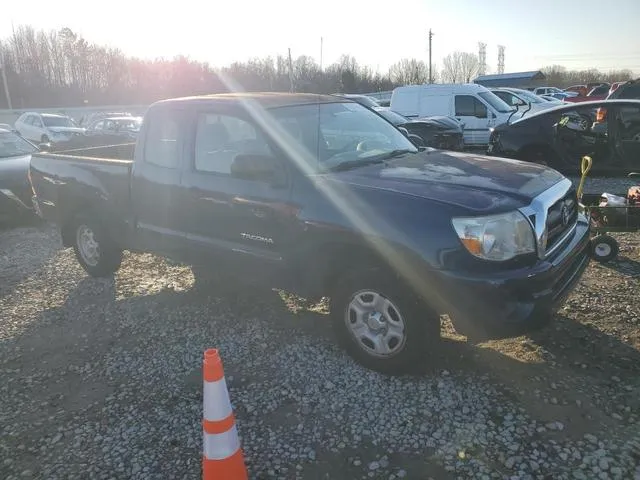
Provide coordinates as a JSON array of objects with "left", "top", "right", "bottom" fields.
[
  {"left": 71, "top": 216, "right": 123, "bottom": 277},
  {"left": 590, "top": 234, "right": 619, "bottom": 263},
  {"left": 330, "top": 268, "right": 440, "bottom": 375}
]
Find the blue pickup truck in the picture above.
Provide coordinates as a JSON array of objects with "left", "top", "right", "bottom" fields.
[{"left": 29, "top": 93, "right": 591, "bottom": 374}]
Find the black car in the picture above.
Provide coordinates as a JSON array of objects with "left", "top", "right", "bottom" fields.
[
  {"left": 0, "top": 128, "right": 39, "bottom": 223},
  {"left": 487, "top": 99, "right": 640, "bottom": 173},
  {"left": 375, "top": 108, "right": 465, "bottom": 151}
]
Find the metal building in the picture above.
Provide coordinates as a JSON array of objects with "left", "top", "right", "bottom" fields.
[{"left": 473, "top": 71, "right": 546, "bottom": 89}]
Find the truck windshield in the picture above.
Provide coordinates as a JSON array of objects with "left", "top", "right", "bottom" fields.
[
  {"left": 0, "top": 131, "right": 38, "bottom": 158},
  {"left": 269, "top": 102, "right": 418, "bottom": 172}
]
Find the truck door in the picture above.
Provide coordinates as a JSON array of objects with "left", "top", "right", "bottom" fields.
[
  {"left": 129, "top": 107, "right": 189, "bottom": 259},
  {"left": 178, "top": 108, "right": 296, "bottom": 284}
]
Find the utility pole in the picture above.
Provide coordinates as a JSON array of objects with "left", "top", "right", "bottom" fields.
[
  {"left": 288, "top": 48, "right": 294, "bottom": 93},
  {"left": 0, "top": 46, "right": 12, "bottom": 110},
  {"left": 320, "top": 37, "right": 323, "bottom": 71},
  {"left": 428, "top": 29, "right": 434, "bottom": 84}
]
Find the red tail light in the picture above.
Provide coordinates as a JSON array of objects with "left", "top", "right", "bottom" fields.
[{"left": 596, "top": 108, "right": 607, "bottom": 123}]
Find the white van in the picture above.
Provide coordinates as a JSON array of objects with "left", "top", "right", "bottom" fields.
[{"left": 390, "top": 84, "right": 517, "bottom": 147}]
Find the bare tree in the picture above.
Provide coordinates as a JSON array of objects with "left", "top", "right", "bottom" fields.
[
  {"left": 441, "top": 52, "right": 480, "bottom": 83},
  {"left": 0, "top": 24, "right": 634, "bottom": 109},
  {"left": 389, "top": 58, "right": 430, "bottom": 85}
]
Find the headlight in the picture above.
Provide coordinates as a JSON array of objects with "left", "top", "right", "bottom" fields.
[{"left": 452, "top": 211, "right": 536, "bottom": 261}]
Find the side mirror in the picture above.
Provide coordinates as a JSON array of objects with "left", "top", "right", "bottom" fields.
[
  {"left": 408, "top": 133, "right": 425, "bottom": 148},
  {"left": 397, "top": 126, "right": 410, "bottom": 137},
  {"left": 230, "top": 154, "right": 283, "bottom": 185}
]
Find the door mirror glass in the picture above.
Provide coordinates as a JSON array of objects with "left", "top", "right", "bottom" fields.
[{"left": 230, "top": 154, "right": 280, "bottom": 182}]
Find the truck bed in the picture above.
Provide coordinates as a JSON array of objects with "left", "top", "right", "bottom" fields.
[{"left": 30, "top": 147, "right": 133, "bottom": 232}]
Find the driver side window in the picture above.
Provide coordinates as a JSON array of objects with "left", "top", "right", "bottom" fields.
[
  {"left": 455, "top": 95, "right": 487, "bottom": 118},
  {"left": 194, "top": 113, "right": 272, "bottom": 175}
]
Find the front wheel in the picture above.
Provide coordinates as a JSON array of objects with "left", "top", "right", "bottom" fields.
[
  {"left": 330, "top": 269, "right": 440, "bottom": 374},
  {"left": 590, "top": 234, "right": 619, "bottom": 263},
  {"left": 72, "top": 217, "right": 123, "bottom": 277}
]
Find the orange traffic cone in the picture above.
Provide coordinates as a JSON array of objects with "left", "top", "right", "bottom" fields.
[{"left": 202, "top": 349, "right": 248, "bottom": 480}]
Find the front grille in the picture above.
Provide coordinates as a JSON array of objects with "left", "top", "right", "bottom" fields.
[{"left": 545, "top": 188, "right": 578, "bottom": 253}]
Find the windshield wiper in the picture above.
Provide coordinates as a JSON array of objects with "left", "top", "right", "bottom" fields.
[
  {"left": 325, "top": 149, "right": 417, "bottom": 172},
  {"left": 378, "top": 149, "right": 416, "bottom": 160},
  {"left": 325, "top": 157, "right": 387, "bottom": 172}
]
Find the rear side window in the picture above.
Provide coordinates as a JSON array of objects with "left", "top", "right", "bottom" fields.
[
  {"left": 455, "top": 95, "right": 487, "bottom": 118},
  {"left": 144, "top": 111, "right": 180, "bottom": 169}
]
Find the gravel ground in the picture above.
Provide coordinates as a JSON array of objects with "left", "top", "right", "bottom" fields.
[
  {"left": 567, "top": 175, "right": 640, "bottom": 197},
  {"left": 1, "top": 221, "right": 640, "bottom": 480}
]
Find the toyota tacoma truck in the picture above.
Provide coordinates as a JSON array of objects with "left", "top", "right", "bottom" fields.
[{"left": 29, "top": 93, "right": 591, "bottom": 374}]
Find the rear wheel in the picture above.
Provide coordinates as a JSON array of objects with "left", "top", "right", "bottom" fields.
[
  {"left": 590, "top": 234, "right": 619, "bottom": 263},
  {"left": 330, "top": 268, "right": 440, "bottom": 374},
  {"left": 72, "top": 217, "right": 123, "bottom": 277}
]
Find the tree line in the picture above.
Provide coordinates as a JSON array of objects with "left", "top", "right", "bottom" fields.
[{"left": 0, "top": 25, "right": 635, "bottom": 109}]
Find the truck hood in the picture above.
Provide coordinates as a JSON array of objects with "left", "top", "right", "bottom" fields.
[{"left": 324, "top": 150, "right": 565, "bottom": 214}]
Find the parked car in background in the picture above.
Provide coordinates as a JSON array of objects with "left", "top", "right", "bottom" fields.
[
  {"left": 592, "top": 79, "right": 640, "bottom": 154},
  {"left": 0, "top": 127, "right": 39, "bottom": 223},
  {"left": 565, "top": 85, "right": 588, "bottom": 97},
  {"left": 331, "top": 94, "right": 380, "bottom": 109},
  {"left": 29, "top": 92, "right": 591, "bottom": 373},
  {"left": 78, "top": 111, "right": 134, "bottom": 128},
  {"left": 533, "top": 87, "right": 578, "bottom": 99},
  {"left": 490, "top": 87, "right": 558, "bottom": 113},
  {"left": 14, "top": 113, "right": 85, "bottom": 145},
  {"left": 606, "top": 79, "right": 640, "bottom": 100},
  {"left": 51, "top": 116, "right": 143, "bottom": 152},
  {"left": 609, "top": 81, "right": 627, "bottom": 96},
  {"left": 374, "top": 108, "right": 465, "bottom": 151},
  {"left": 390, "top": 83, "right": 516, "bottom": 147},
  {"left": 539, "top": 95, "right": 565, "bottom": 105},
  {"left": 487, "top": 99, "right": 640, "bottom": 173},
  {"left": 564, "top": 84, "right": 610, "bottom": 103}
]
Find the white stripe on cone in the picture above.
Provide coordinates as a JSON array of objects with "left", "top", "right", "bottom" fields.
[
  {"left": 203, "top": 377, "right": 233, "bottom": 422},
  {"left": 203, "top": 425, "right": 241, "bottom": 461}
]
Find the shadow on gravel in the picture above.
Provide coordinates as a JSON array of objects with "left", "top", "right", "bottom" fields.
[
  {"left": 530, "top": 313, "right": 640, "bottom": 375},
  {"left": 599, "top": 255, "right": 640, "bottom": 277}
]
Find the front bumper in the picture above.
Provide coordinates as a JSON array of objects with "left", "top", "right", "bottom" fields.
[{"left": 437, "top": 215, "right": 591, "bottom": 340}]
